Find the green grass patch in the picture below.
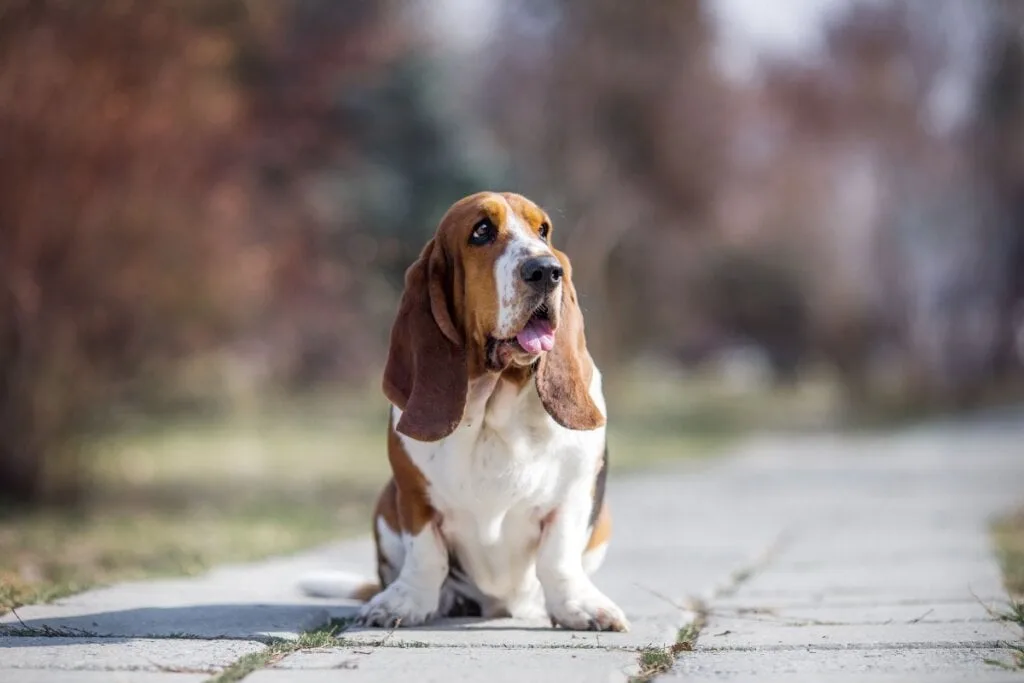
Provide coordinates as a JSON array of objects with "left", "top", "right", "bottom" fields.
[
  {"left": 674, "top": 615, "right": 704, "bottom": 652},
  {"left": 629, "top": 602, "right": 707, "bottom": 682},
  {"left": 209, "top": 620, "right": 351, "bottom": 683},
  {"left": 632, "top": 647, "right": 675, "bottom": 682}
]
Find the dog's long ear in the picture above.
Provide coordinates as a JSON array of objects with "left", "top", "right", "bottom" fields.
[
  {"left": 383, "top": 239, "right": 467, "bottom": 442},
  {"left": 535, "top": 254, "right": 605, "bottom": 431}
]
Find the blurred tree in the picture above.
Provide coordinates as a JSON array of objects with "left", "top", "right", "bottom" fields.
[
  {"left": 715, "top": 0, "right": 1014, "bottom": 407},
  {"left": 481, "top": 0, "right": 727, "bottom": 366},
  {"left": 974, "top": 0, "right": 1024, "bottom": 378},
  {"left": 474, "top": 0, "right": 1022, "bottom": 411},
  {"left": 0, "top": 0, "right": 498, "bottom": 501},
  {"left": 233, "top": 0, "right": 494, "bottom": 387},
  {"left": 0, "top": 0, "right": 248, "bottom": 501},
  {"left": 751, "top": 0, "right": 944, "bottom": 402}
]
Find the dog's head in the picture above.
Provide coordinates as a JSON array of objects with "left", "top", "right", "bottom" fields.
[{"left": 383, "top": 191, "right": 605, "bottom": 442}]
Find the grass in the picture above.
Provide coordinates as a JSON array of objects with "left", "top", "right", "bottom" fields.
[
  {"left": 0, "top": 499, "right": 369, "bottom": 612},
  {"left": 629, "top": 601, "right": 708, "bottom": 682},
  {"left": 0, "top": 391, "right": 389, "bottom": 614},
  {"left": 2, "top": 366, "right": 835, "bottom": 615},
  {"left": 993, "top": 508, "right": 1024, "bottom": 599},
  {"left": 632, "top": 647, "right": 675, "bottom": 682},
  {"left": 989, "top": 507, "right": 1024, "bottom": 671},
  {"left": 208, "top": 619, "right": 351, "bottom": 683},
  {"left": 0, "top": 619, "right": 100, "bottom": 638},
  {"left": 674, "top": 612, "right": 705, "bottom": 652}
]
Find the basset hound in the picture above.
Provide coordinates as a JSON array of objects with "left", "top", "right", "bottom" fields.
[{"left": 300, "top": 191, "right": 628, "bottom": 632}]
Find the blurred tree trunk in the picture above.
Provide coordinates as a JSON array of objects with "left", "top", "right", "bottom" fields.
[
  {"left": 0, "top": 288, "right": 41, "bottom": 501},
  {"left": 975, "top": 0, "right": 1024, "bottom": 378}
]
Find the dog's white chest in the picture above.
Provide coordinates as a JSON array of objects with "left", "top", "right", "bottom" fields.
[{"left": 393, "top": 373, "right": 606, "bottom": 603}]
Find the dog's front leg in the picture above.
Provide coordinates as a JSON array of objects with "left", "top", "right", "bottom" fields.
[
  {"left": 536, "top": 482, "right": 629, "bottom": 632},
  {"left": 358, "top": 504, "right": 447, "bottom": 628}
]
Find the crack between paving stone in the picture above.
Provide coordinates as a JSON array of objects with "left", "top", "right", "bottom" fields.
[
  {"left": 712, "top": 531, "right": 791, "bottom": 601},
  {"left": 686, "top": 526, "right": 1024, "bottom": 661},
  {"left": 629, "top": 531, "right": 792, "bottom": 681}
]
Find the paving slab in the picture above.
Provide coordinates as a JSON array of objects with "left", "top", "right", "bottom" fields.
[
  {"left": 698, "top": 618, "right": 1016, "bottom": 650},
  {"left": 257, "top": 646, "right": 636, "bottom": 682},
  {"left": 728, "top": 560, "right": 1007, "bottom": 604},
  {"left": 705, "top": 600, "right": 999, "bottom": 625},
  {"left": 668, "top": 647, "right": 1022, "bottom": 682},
  {"left": 771, "top": 531, "right": 997, "bottom": 561},
  {"left": 3, "top": 409, "right": 1023, "bottom": 682},
  {"left": 713, "top": 592, "right": 1008, "bottom": 611},
  {"left": 3, "top": 673, "right": 208, "bottom": 683},
  {"left": 0, "top": 637, "right": 263, "bottom": 672},
  {"left": 773, "top": 547, "right": 997, "bottom": 568},
  {"left": 337, "top": 613, "right": 681, "bottom": 649},
  {"left": 673, "top": 410, "right": 1024, "bottom": 680}
]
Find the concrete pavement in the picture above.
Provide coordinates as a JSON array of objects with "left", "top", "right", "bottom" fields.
[{"left": 2, "top": 410, "right": 1023, "bottom": 681}]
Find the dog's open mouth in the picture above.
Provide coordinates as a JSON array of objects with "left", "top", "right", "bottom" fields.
[
  {"left": 514, "top": 303, "right": 555, "bottom": 354},
  {"left": 487, "top": 304, "right": 557, "bottom": 370}
]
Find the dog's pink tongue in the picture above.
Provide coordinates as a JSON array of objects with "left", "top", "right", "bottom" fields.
[{"left": 516, "top": 318, "right": 555, "bottom": 354}]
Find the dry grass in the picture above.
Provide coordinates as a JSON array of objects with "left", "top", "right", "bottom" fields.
[
  {"left": 994, "top": 507, "right": 1024, "bottom": 599},
  {"left": 0, "top": 391, "right": 388, "bottom": 613},
  {"left": 989, "top": 507, "right": 1024, "bottom": 671}
]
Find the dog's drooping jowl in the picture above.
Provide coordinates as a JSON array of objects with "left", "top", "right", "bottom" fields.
[{"left": 300, "top": 192, "right": 627, "bottom": 632}]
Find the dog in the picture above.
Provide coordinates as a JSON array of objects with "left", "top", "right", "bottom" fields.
[{"left": 300, "top": 191, "right": 627, "bottom": 632}]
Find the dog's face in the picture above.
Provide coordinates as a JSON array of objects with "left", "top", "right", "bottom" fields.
[
  {"left": 383, "top": 191, "right": 605, "bottom": 442},
  {"left": 433, "top": 192, "right": 564, "bottom": 371}
]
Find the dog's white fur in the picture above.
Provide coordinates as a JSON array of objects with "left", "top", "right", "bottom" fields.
[
  {"left": 493, "top": 200, "right": 558, "bottom": 339},
  {"left": 359, "top": 366, "right": 623, "bottom": 628},
  {"left": 299, "top": 367, "right": 622, "bottom": 628}
]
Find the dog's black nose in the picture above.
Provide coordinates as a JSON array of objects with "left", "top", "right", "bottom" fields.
[{"left": 520, "top": 256, "right": 564, "bottom": 288}]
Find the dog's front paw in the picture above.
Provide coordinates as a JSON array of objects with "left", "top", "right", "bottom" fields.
[
  {"left": 547, "top": 588, "right": 629, "bottom": 632},
  {"left": 356, "top": 582, "right": 439, "bottom": 628}
]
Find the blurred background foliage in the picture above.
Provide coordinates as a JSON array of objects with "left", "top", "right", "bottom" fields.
[{"left": 1, "top": 0, "right": 1023, "bottom": 510}]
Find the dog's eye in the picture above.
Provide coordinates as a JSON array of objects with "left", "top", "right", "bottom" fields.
[
  {"left": 469, "top": 218, "right": 496, "bottom": 246},
  {"left": 539, "top": 222, "right": 550, "bottom": 241}
]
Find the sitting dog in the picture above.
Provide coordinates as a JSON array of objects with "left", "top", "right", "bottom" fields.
[{"left": 301, "top": 192, "right": 628, "bottom": 632}]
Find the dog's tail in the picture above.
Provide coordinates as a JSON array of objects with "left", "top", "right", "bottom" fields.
[{"left": 297, "top": 570, "right": 379, "bottom": 602}]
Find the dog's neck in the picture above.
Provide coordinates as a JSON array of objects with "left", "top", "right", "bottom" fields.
[{"left": 463, "top": 365, "right": 538, "bottom": 420}]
